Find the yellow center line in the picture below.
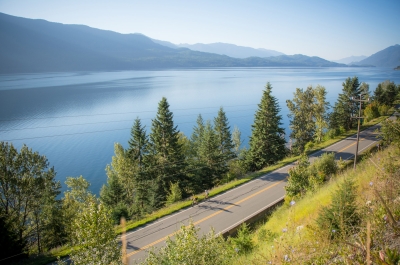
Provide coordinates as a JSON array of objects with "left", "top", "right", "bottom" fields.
[
  {"left": 337, "top": 137, "right": 365, "bottom": 153},
  {"left": 127, "top": 179, "right": 285, "bottom": 258}
]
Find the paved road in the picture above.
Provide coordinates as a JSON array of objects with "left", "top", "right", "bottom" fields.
[{"left": 126, "top": 123, "right": 381, "bottom": 264}]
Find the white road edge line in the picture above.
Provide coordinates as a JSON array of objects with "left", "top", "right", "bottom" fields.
[{"left": 217, "top": 196, "right": 285, "bottom": 236}]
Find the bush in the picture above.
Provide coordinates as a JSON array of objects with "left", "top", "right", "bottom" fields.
[
  {"left": 166, "top": 182, "right": 182, "bottom": 206},
  {"left": 111, "top": 203, "right": 129, "bottom": 224},
  {"left": 285, "top": 154, "right": 310, "bottom": 197},
  {"left": 364, "top": 102, "right": 380, "bottom": 122},
  {"left": 142, "top": 222, "right": 235, "bottom": 265},
  {"left": 378, "top": 104, "right": 390, "bottom": 116},
  {"left": 316, "top": 178, "right": 360, "bottom": 239},
  {"left": 229, "top": 223, "right": 254, "bottom": 254}
]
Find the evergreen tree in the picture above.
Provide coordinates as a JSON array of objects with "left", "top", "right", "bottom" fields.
[
  {"left": 127, "top": 118, "right": 150, "bottom": 212},
  {"left": 286, "top": 86, "right": 316, "bottom": 154},
  {"left": 100, "top": 172, "right": 128, "bottom": 223},
  {"left": 374, "top": 80, "right": 397, "bottom": 106},
  {"left": 197, "top": 121, "right": 224, "bottom": 187},
  {"left": 214, "top": 107, "right": 236, "bottom": 161},
  {"left": 190, "top": 114, "right": 205, "bottom": 158},
  {"left": 149, "top": 97, "right": 186, "bottom": 207},
  {"left": 247, "top": 83, "right": 286, "bottom": 171},
  {"left": 329, "top": 76, "right": 361, "bottom": 131}
]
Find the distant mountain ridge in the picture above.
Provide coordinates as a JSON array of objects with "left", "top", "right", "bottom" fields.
[
  {"left": 0, "top": 12, "right": 347, "bottom": 74},
  {"left": 334, "top": 55, "right": 367, "bottom": 65},
  {"left": 358, "top": 44, "right": 400, "bottom": 67}
]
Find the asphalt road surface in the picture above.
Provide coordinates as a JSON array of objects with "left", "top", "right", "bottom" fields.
[{"left": 126, "top": 123, "right": 382, "bottom": 264}]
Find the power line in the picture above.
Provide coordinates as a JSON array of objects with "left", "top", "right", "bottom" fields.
[
  {"left": 0, "top": 96, "right": 339, "bottom": 123},
  {"left": 0, "top": 108, "right": 258, "bottom": 132},
  {"left": 0, "top": 104, "right": 259, "bottom": 122}
]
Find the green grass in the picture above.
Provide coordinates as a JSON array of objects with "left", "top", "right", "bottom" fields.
[
  {"left": 235, "top": 144, "right": 395, "bottom": 264},
  {"left": 24, "top": 115, "right": 389, "bottom": 265}
]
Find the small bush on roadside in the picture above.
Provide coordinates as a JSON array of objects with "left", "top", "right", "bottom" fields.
[
  {"left": 316, "top": 178, "right": 360, "bottom": 239},
  {"left": 229, "top": 223, "right": 254, "bottom": 254}
]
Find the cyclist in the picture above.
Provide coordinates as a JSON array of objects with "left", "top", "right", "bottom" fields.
[{"left": 205, "top": 189, "right": 209, "bottom": 199}]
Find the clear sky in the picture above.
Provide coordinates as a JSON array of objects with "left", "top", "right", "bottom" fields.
[{"left": 1, "top": 0, "right": 399, "bottom": 61}]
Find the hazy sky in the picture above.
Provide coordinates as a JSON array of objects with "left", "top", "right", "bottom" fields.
[{"left": 1, "top": 0, "right": 399, "bottom": 60}]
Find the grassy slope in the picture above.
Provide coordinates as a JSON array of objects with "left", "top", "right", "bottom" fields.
[{"left": 234, "top": 144, "right": 399, "bottom": 264}]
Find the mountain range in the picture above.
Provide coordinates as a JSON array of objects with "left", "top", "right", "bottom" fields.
[
  {"left": 0, "top": 12, "right": 398, "bottom": 74},
  {"left": 357, "top": 44, "right": 400, "bottom": 67},
  {"left": 151, "top": 40, "right": 284, "bottom": 58},
  {"left": 333, "top": 55, "right": 367, "bottom": 65}
]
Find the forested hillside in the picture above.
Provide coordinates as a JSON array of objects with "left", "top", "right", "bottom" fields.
[{"left": 0, "top": 12, "right": 345, "bottom": 74}]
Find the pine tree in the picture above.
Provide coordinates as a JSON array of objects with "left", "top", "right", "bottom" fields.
[
  {"left": 127, "top": 118, "right": 150, "bottom": 212},
  {"left": 329, "top": 76, "right": 361, "bottom": 131},
  {"left": 214, "top": 107, "right": 236, "bottom": 161},
  {"left": 197, "top": 121, "right": 224, "bottom": 188},
  {"left": 149, "top": 97, "right": 186, "bottom": 207},
  {"left": 247, "top": 83, "right": 287, "bottom": 171},
  {"left": 374, "top": 80, "right": 397, "bottom": 106},
  {"left": 190, "top": 114, "right": 205, "bottom": 158}
]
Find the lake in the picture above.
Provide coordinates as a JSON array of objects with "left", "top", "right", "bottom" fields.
[{"left": 1, "top": 67, "right": 399, "bottom": 194}]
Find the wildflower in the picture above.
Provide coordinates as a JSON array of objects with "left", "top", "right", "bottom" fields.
[
  {"left": 332, "top": 229, "right": 336, "bottom": 233},
  {"left": 284, "top": 254, "right": 290, "bottom": 262},
  {"left": 290, "top": 200, "right": 296, "bottom": 206},
  {"left": 282, "top": 228, "right": 287, "bottom": 233},
  {"left": 234, "top": 248, "right": 239, "bottom": 253},
  {"left": 369, "top": 181, "right": 373, "bottom": 186}
]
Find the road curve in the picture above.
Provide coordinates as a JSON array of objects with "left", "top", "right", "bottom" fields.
[{"left": 126, "top": 123, "right": 381, "bottom": 264}]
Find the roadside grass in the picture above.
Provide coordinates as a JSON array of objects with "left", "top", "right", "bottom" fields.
[
  {"left": 234, "top": 145, "right": 393, "bottom": 264},
  {"left": 26, "top": 114, "right": 389, "bottom": 265}
]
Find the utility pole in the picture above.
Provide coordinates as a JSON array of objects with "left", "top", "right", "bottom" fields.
[{"left": 351, "top": 94, "right": 369, "bottom": 170}]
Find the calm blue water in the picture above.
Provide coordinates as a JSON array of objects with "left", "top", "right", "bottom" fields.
[{"left": 1, "top": 67, "right": 399, "bottom": 194}]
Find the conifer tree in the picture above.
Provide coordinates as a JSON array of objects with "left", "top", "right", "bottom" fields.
[
  {"left": 127, "top": 118, "right": 150, "bottom": 211},
  {"left": 214, "top": 107, "right": 236, "bottom": 162},
  {"left": 329, "top": 76, "right": 361, "bottom": 131},
  {"left": 149, "top": 97, "right": 185, "bottom": 207},
  {"left": 247, "top": 83, "right": 286, "bottom": 171},
  {"left": 190, "top": 114, "right": 205, "bottom": 158},
  {"left": 198, "top": 121, "right": 224, "bottom": 187}
]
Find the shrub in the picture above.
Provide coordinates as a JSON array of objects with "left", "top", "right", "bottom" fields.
[
  {"left": 142, "top": 222, "right": 235, "bottom": 265},
  {"left": 229, "top": 223, "right": 254, "bottom": 254},
  {"left": 378, "top": 104, "right": 390, "bottom": 116},
  {"left": 364, "top": 102, "right": 380, "bottom": 122},
  {"left": 166, "top": 182, "right": 182, "bottom": 206},
  {"left": 316, "top": 178, "right": 360, "bottom": 239},
  {"left": 285, "top": 154, "right": 310, "bottom": 197}
]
